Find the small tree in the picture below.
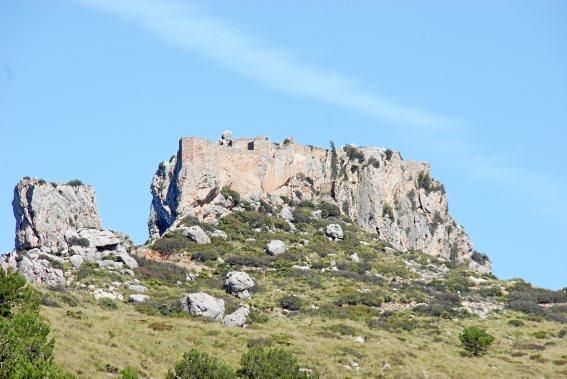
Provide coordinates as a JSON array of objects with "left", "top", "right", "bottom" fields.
[
  {"left": 0, "top": 270, "right": 68, "bottom": 377},
  {"left": 459, "top": 327, "right": 495, "bottom": 356},
  {"left": 166, "top": 349, "right": 236, "bottom": 379}
]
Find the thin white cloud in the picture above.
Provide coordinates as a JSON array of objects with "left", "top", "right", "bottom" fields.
[
  {"left": 75, "top": 0, "right": 567, "bottom": 228},
  {"left": 74, "top": 0, "right": 462, "bottom": 130}
]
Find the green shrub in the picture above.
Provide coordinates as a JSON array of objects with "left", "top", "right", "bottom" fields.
[
  {"left": 191, "top": 251, "right": 219, "bottom": 262},
  {"left": 152, "top": 232, "right": 192, "bottom": 255},
  {"left": 67, "top": 236, "right": 90, "bottom": 248},
  {"left": 167, "top": 349, "right": 236, "bottom": 379},
  {"left": 237, "top": 348, "right": 308, "bottom": 378},
  {"left": 0, "top": 270, "right": 68, "bottom": 377},
  {"left": 220, "top": 186, "right": 241, "bottom": 206},
  {"left": 319, "top": 202, "right": 340, "bottom": 219},
  {"left": 66, "top": 179, "right": 84, "bottom": 186},
  {"left": 327, "top": 323, "right": 358, "bottom": 336},
  {"left": 279, "top": 295, "right": 304, "bottom": 311},
  {"left": 247, "top": 337, "right": 273, "bottom": 349},
  {"left": 508, "top": 319, "right": 525, "bottom": 327},
  {"left": 291, "top": 208, "right": 312, "bottom": 225},
  {"left": 98, "top": 298, "right": 118, "bottom": 310},
  {"left": 334, "top": 291, "right": 382, "bottom": 308},
  {"left": 225, "top": 254, "right": 273, "bottom": 268},
  {"left": 121, "top": 366, "right": 139, "bottom": 379},
  {"left": 459, "top": 327, "right": 495, "bottom": 356},
  {"left": 343, "top": 145, "right": 365, "bottom": 162},
  {"left": 136, "top": 256, "right": 190, "bottom": 285},
  {"left": 382, "top": 203, "right": 394, "bottom": 220}
]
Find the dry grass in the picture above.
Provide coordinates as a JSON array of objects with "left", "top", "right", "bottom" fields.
[{"left": 43, "top": 301, "right": 567, "bottom": 378}]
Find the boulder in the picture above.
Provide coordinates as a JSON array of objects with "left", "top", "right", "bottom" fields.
[
  {"left": 266, "top": 240, "right": 286, "bottom": 256},
  {"left": 326, "top": 224, "right": 344, "bottom": 240},
  {"left": 69, "top": 255, "right": 84, "bottom": 269},
  {"left": 211, "top": 229, "right": 228, "bottom": 240},
  {"left": 128, "top": 284, "right": 147, "bottom": 293},
  {"left": 92, "top": 288, "right": 123, "bottom": 301},
  {"left": 128, "top": 294, "right": 149, "bottom": 303},
  {"left": 279, "top": 205, "right": 294, "bottom": 221},
  {"left": 183, "top": 225, "right": 211, "bottom": 244},
  {"left": 181, "top": 292, "right": 225, "bottom": 320},
  {"left": 225, "top": 271, "right": 254, "bottom": 299},
  {"left": 223, "top": 307, "right": 250, "bottom": 327}
]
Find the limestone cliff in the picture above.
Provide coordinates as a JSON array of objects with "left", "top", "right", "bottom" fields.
[
  {"left": 13, "top": 178, "right": 102, "bottom": 252},
  {"left": 149, "top": 133, "right": 490, "bottom": 272},
  {"left": 4, "top": 177, "right": 138, "bottom": 287}
]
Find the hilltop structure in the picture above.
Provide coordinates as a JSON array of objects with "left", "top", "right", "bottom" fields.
[{"left": 149, "top": 132, "right": 490, "bottom": 272}]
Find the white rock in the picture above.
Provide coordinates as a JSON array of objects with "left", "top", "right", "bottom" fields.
[
  {"left": 181, "top": 292, "right": 225, "bottom": 320},
  {"left": 225, "top": 271, "right": 255, "bottom": 298},
  {"left": 183, "top": 225, "right": 211, "bottom": 244},
  {"left": 326, "top": 224, "right": 344, "bottom": 240},
  {"left": 266, "top": 240, "right": 286, "bottom": 256},
  {"left": 69, "top": 255, "right": 84, "bottom": 269},
  {"left": 350, "top": 253, "right": 360, "bottom": 263},
  {"left": 128, "top": 294, "right": 149, "bottom": 303},
  {"left": 222, "top": 307, "right": 250, "bottom": 327},
  {"left": 279, "top": 205, "right": 294, "bottom": 221},
  {"left": 128, "top": 284, "right": 147, "bottom": 293}
]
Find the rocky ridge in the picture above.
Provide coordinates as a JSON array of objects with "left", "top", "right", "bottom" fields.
[{"left": 149, "top": 132, "right": 490, "bottom": 272}]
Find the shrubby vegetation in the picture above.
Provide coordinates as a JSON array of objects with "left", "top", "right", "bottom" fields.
[
  {"left": 343, "top": 145, "right": 365, "bottom": 162},
  {"left": 166, "top": 348, "right": 312, "bottom": 379},
  {"left": 459, "top": 327, "right": 495, "bottom": 356},
  {"left": 0, "top": 270, "right": 68, "bottom": 378},
  {"left": 166, "top": 349, "right": 236, "bottom": 379}
]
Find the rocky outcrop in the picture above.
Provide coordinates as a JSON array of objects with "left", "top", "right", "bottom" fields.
[
  {"left": 148, "top": 133, "right": 490, "bottom": 271},
  {"left": 3, "top": 177, "right": 139, "bottom": 287},
  {"left": 326, "top": 224, "right": 344, "bottom": 240},
  {"left": 13, "top": 178, "right": 102, "bottom": 252}
]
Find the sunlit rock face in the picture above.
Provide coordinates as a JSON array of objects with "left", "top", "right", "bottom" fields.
[{"left": 149, "top": 133, "right": 491, "bottom": 273}]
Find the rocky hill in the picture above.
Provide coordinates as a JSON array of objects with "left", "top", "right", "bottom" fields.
[
  {"left": 149, "top": 132, "right": 489, "bottom": 273},
  {"left": 1, "top": 133, "right": 565, "bottom": 378}
]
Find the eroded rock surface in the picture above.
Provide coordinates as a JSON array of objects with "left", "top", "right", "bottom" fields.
[
  {"left": 3, "top": 177, "right": 139, "bottom": 287},
  {"left": 13, "top": 178, "right": 101, "bottom": 252},
  {"left": 149, "top": 134, "right": 490, "bottom": 271}
]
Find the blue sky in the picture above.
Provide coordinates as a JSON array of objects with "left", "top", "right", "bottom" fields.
[{"left": 1, "top": 0, "right": 565, "bottom": 289}]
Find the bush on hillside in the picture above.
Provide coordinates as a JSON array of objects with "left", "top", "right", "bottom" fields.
[
  {"left": 67, "top": 236, "right": 90, "bottom": 248},
  {"left": 135, "top": 256, "right": 190, "bottom": 285},
  {"left": 279, "top": 295, "right": 304, "bottom": 311},
  {"left": 66, "top": 179, "right": 84, "bottom": 186},
  {"left": 319, "top": 202, "right": 340, "bottom": 219},
  {"left": 237, "top": 348, "right": 309, "bottom": 379},
  {"left": 459, "top": 326, "right": 495, "bottom": 356},
  {"left": 166, "top": 349, "right": 236, "bottom": 379},
  {"left": 152, "top": 232, "right": 192, "bottom": 255},
  {"left": 0, "top": 270, "right": 68, "bottom": 377}
]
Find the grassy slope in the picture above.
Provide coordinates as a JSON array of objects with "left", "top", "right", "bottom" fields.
[
  {"left": 39, "top": 208, "right": 567, "bottom": 378},
  {"left": 43, "top": 302, "right": 566, "bottom": 378}
]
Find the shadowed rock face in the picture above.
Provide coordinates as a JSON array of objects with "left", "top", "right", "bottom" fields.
[
  {"left": 13, "top": 178, "right": 102, "bottom": 252},
  {"left": 149, "top": 134, "right": 490, "bottom": 273}
]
